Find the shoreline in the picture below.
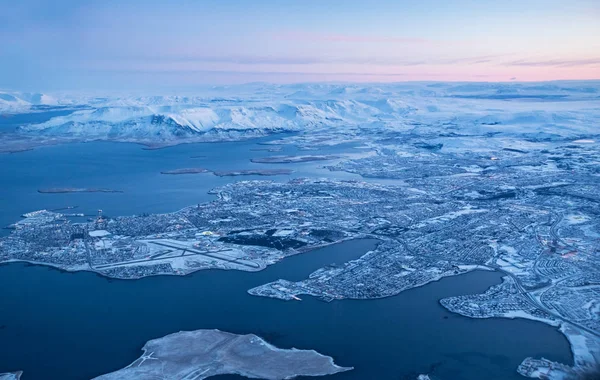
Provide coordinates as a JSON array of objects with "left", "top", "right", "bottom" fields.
[
  {"left": 0, "top": 236, "right": 377, "bottom": 281},
  {"left": 92, "top": 329, "right": 352, "bottom": 380},
  {"left": 0, "top": 132, "right": 297, "bottom": 155}
]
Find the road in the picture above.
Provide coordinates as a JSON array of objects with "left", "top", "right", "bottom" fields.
[{"left": 493, "top": 266, "right": 600, "bottom": 339}]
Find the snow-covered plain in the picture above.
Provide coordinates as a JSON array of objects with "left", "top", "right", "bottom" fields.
[{"left": 1, "top": 81, "right": 599, "bottom": 151}]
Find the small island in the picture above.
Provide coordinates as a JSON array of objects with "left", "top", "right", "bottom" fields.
[
  {"left": 93, "top": 329, "right": 352, "bottom": 380},
  {"left": 251, "top": 155, "right": 340, "bottom": 164},
  {"left": 38, "top": 188, "right": 122, "bottom": 194},
  {"left": 250, "top": 147, "right": 282, "bottom": 152},
  {"left": 212, "top": 169, "right": 293, "bottom": 177},
  {"left": 160, "top": 168, "right": 209, "bottom": 175}
]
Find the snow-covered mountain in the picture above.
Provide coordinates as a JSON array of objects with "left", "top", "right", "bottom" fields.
[
  {"left": 3, "top": 81, "right": 599, "bottom": 147},
  {"left": 0, "top": 91, "right": 61, "bottom": 111}
]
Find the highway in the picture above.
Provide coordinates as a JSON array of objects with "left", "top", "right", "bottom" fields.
[{"left": 492, "top": 265, "right": 600, "bottom": 339}]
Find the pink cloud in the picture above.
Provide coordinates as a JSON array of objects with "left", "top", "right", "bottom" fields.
[
  {"left": 503, "top": 58, "right": 600, "bottom": 67},
  {"left": 274, "top": 31, "right": 431, "bottom": 44}
]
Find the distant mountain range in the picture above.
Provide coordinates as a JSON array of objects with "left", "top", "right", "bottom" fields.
[
  {"left": 0, "top": 92, "right": 60, "bottom": 110},
  {"left": 1, "top": 81, "right": 599, "bottom": 146}
]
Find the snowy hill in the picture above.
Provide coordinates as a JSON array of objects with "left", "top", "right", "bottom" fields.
[
  {"left": 3, "top": 81, "right": 600, "bottom": 147},
  {"left": 0, "top": 91, "right": 61, "bottom": 111}
]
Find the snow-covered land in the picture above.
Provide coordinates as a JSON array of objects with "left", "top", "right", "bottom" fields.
[
  {"left": 0, "top": 91, "right": 61, "bottom": 111},
  {"left": 1, "top": 81, "right": 599, "bottom": 150}
]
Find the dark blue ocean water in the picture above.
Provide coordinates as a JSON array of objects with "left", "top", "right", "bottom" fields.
[{"left": 0, "top": 138, "right": 572, "bottom": 380}]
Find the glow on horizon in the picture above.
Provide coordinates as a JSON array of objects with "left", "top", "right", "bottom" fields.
[{"left": 1, "top": 0, "right": 599, "bottom": 90}]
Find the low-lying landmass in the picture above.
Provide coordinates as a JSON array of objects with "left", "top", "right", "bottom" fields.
[
  {"left": 93, "top": 329, "right": 351, "bottom": 380},
  {"left": 251, "top": 155, "right": 340, "bottom": 164},
  {"left": 212, "top": 169, "right": 293, "bottom": 177},
  {"left": 250, "top": 147, "right": 282, "bottom": 152},
  {"left": 160, "top": 168, "right": 209, "bottom": 175},
  {"left": 38, "top": 188, "right": 123, "bottom": 194},
  {"left": 161, "top": 168, "right": 293, "bottom": 177}
]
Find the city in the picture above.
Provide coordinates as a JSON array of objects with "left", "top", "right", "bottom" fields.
[{"left": 1, "top": 134, "right": 599, "bottom": 378}]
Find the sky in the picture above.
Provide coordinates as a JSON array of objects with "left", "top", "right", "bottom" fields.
[{"left": 1, "top": 0, "right": 599, "bottom": 90}]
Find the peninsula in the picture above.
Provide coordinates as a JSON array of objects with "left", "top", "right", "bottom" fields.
[
  {"left": 251, "top": 155, "right": 339, "bottom": 164},
  {"left": 212, "top": 169, "right": 293, "bottom": 177},
  {"left": 160, "top": 168, "right": 209, "bottom": 175}
]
